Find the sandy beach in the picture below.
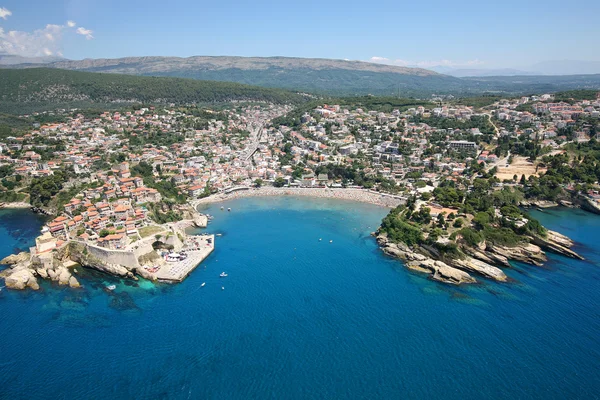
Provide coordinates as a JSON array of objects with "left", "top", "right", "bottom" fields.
[{"left": 193, "top": 187, "right": 407, "bottom": 208}]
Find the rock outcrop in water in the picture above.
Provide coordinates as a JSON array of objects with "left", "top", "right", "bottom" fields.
[
  {"left": 462, "top": 244, "right": 511, "bottom": 268},
  {"left": 377, "top": 234, "right": 476, "bottom": 285},
  {"left": 1, "top": 251, "right": 81, "bottom": 290},
  {"left": 486, "top": 243, "right": 547, "bottom": 266},
  {"left": 4, "top": 268, "right": 39, "bottom": 290},
  {"left": 445, "top": 257, "right": 508, "bottom": 282},
  {"left": 531, "top": 230, "right": 584, "bottom": 260},
  {"left": 0, "top": 252, "right": 30, "bottom": 265},
  {"left": 377, "top": 226, "right": 583, "bottom": 285},
  {"left": 1, "top": 236, "right": 166, "bottom": 291}
]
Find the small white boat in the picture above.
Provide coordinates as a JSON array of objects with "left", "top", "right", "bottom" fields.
[
  {"left": 227, "top": 208, "right": 231, "bottom": 212},
  {"left": 220, "top": 206, "right": 224, "bottom": 210},
  {"left": 201, "top": 282, "right": 206, "bottom": 287},
  {"left": 221, "top": 286, "right": 225, "bottom": 290},
  {"left": 319, "top": 238, "right": 322, "bottom": 241},
  {"left": 220, "top": 272, "right": 228, "bottom": 277},
  {"left": 106, "top": 284, "right": 116, "bottom": 291},
  {"left": 216, "top": 233, "right": 222, "bottom": 236},
  {"left": 329, "top": 240, "right": 333, "bottom": 243}
]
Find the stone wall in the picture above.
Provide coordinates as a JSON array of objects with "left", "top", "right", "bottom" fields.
[
  {"left": 85, "top": 243, "right": 139, "bottom": 268},
  {"left": 132, "top": 241, "right": 156, "bottom": 259}
]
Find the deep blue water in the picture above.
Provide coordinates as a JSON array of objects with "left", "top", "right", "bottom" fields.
[{"left": 1, "top": 200, "right": 600, "bottom": 400}]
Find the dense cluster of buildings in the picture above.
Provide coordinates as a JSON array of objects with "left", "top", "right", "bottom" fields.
[
  {"left": 1, "top": 93, "right": 599, "bottom": 254},
  {"left": 492, "top": 94, "right": 600, "bottom": 147}
]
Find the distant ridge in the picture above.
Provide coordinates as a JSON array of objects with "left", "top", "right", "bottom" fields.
[
  {"left": 2, "top": 55, "right": 600, "bottom": 97},
  {"left": 6, "top": 55, "right": 463, "bottom": 97},
  {"left": 48, "top": 55, "right": 440, "bottom": 76}
]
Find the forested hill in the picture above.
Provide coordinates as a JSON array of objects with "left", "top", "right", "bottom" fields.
[
  {"left": 6, "top": 56, "right": 600, "bottom": 97},
  {"left": 36, "top": 56, "right": 453, "bottom": 97},
  {"left": 0, "top": 68, "right": 308, "bottom": 114}
]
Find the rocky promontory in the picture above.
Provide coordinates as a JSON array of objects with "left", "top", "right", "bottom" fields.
[
  {"left": 0, "top": 251, "right": 81, "bottom": 290},
  {"left": 377, "top": 234, "right": 477, "bottom": 285},
  {"left": 376, "top": 227, "right": 583, "bottom": 285}
]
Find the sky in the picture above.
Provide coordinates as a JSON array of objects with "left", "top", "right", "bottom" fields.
[{"left": 0, "top": 0, "right": 599, "bottom": 71}]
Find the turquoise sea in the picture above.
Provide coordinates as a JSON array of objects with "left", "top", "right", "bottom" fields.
[{"left": 1, "top": 199, "right": 600, "bottom": 399}]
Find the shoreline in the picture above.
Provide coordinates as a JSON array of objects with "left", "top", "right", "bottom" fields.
[
  {"left": 0, "top": 202, "right": 31, "bottom": 209},
  {"left": 193, "top": 187, "right": 407, "bottom": 209}
]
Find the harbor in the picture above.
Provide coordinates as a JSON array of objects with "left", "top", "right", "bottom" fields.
[{"left": 151, "top": 234, "right": 215, "bottom": 282}]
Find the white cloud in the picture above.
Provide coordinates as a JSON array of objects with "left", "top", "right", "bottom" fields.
[
  {"left": 369, "top": 56, "right": 484, "bottom": 69},
  {"left": 370, "top": 56, "right": 390, "bottom": 62},
  {"left": 76, "top": 27, "right": 93, "bottom": 40},
  {"left": 0, "top": 7, "right": 11, "bottom": 20},
  {"left": 0, "top": 20, "right": 94, "bottom": 58}
]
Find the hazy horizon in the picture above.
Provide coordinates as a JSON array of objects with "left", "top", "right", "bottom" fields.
[{"left": 0, "top": 0, "right": 599, "bottom": 75}]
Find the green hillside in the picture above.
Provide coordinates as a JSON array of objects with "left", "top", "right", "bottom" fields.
[
  {"left": 0, "top": 68, "right": 308, "bottom": 114},
  {"left": 145, "top": 68, "right": 466, "bottom": 97},
  {"left": 21, "top": 55, "right": 600, "bottom": 97}
]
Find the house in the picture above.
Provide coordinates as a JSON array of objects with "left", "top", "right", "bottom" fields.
[
  {"left": 188, "top": 185, "right": 205, "bottom": 197},
  {"left": 48, "top": 221, "right": 67, "bottom": 236},
  {"left": 114, "top": 204, "right": 132, "bottom": 221},
  {"left": 97, "top": 233, "right": 126, "bottom": 250},
  {"left": 317, "top": 173, "right": 329, "bottom": 185}
]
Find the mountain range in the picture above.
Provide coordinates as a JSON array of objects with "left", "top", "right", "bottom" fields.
[{"left": 1, "top": 55, "right": 600, "bottom": 98}]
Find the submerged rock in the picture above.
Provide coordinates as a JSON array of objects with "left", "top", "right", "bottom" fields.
[{"left": 109, "top": 291, "right": 140, "bottom": 312}]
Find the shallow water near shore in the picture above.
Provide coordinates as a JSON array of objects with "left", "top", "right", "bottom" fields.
[{"left": 1, "top": 200, "right": 600, "bottom": 399}]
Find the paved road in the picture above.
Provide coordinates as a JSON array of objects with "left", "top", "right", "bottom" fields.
[{"left": 241, "top": 123, "right": 264, "bottom": 161}]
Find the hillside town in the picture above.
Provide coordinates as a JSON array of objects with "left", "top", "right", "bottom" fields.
[
  {"left": 0, "top": 94, "right": 599, "bottom": 234},
  {"left": 1, "top": 92, "right": 600, "bottom": 288}
]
